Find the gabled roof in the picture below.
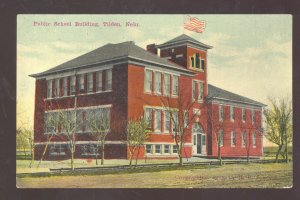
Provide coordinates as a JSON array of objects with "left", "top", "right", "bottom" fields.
[
  {"left": 156, "top": 34, "right": 213, "bottom": 50},
  {"left": 30, "top": 41, "right": 194, "bottom": 78},
  {"left": 207, "top": 84, "right": 266, "bottom": 107}
]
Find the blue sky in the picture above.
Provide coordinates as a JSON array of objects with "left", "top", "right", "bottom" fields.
[{"left": 17, "top": 15, "right": 292, "bottom": 146}]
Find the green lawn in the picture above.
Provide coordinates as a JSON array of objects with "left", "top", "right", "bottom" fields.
[{"left": 16, "top": 162, "right": 292, "bottom": 188}]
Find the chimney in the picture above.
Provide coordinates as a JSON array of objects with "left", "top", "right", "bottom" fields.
[{"left": 146, "top": 44, "right": 157, "bottom": 55}]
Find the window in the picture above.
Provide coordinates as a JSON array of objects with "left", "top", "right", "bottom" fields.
[
  {"left": 154, "top": 72, "right": 161, "bottom": 94},
  {"left": 252, "top": 109, "right": 256, "bottom": 124},
  {"left": 201, "top": 60, "right": 205, "bottom": 70},
  {"left": 164, "top": 145, "right": 170, "bottom": 154},
  {"left": 173, "top": 145, "right": 178, "bottom": 154},
  {"left": 253, "top": 132, "right": 256, "bottom": 147},
  {"left": 79, "top": 74, "right": 85, "bottom": 92},
  {"left": 62, "top": 77, "right": 67, "bottom": 96},
  {"left": 54, "top": 79, "right": 59, "bottom": 97},
  {"left": 195, "top": 53, "right": 200, "bottom": 69},
  {"left": 47, "top": 80, "right": 52, "bottom": 98},
  {"left": 192, "top": 81, "right": 203, "bottom": 101},
  {"left": 172, "top": 111, "right": 179, "bottom": 133},
  {"left": 145, "top": 108, "right": 152, "bottom": 129},
  {"left": 49, "top": 144, "right": 65, "bottom": 156},
  {"left": 145, "top": 70, "right": 152, "bottom": 92},
  {"left": 164, "top": 111, "right": 170, "bottom": 133},
  {"left": 190, "top": 57, "right": 195, "bottom": 67},
  {"left": 219, "top": 130, "right": 224, "bottom": 147},
  {"left": 192, "top": 81, "right": 197, "bottom": 100},
  {"left": 163, "top": 74, "right": 170, "bottom": 96},
  {"left": 70, "top": 76, "right": 76, "bottom": 95},
  {"left": 202, "top": 135, "right": 206, "bottom": 145},
  {"left": 82, "top": 144, "right": 98, "bottom": 155},
  {"left": 154, "top": 110, "right": 161, "bottom": 132},
  {"left": 105, "top": 69, "right": 112, "bottom": 90},
  {"left": 230, "top": 106, "right": 235, "bottom": 121},
  {"left": 76, "top": 110, "right": 83, "bottom": 132},
  {"left": 172, "top": 75, "right": 178, "bottom": 96},
  {"left": 242, "top": 108, "right": 246, "bottom": 122},
  {"left": 146, "top": 144, "right": 152, "bottom": 154},
  {"left": 44, "top": 112, "right": 56, "bottom": 133},
  {"left": 219, "top": 105, "right": 224, "bottom": 121},
  {"left": 231, "top": 131, "right": 236, "bottom": 147},
  {"left": 242, "top": 131, "right": 246, "bottom": 147},
  {"left": 184, "top": 111, "right": 188, "bottom": 128},
  {"left": 87, "top": 73, "right": 93, "bottom": 92},
  {"left": 198, "top": 82, "right": 203, "bottom": 101},
  {"left": 155, "top": 144, "right": 161, "bottom": 154},
  {"left": 96, "top": 71, "right": 103, "bottom": 92}
]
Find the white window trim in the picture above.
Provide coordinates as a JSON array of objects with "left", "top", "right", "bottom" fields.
[
  {"left": 154, "top": 110, "right": 162, "bottom": 133},
  {"left": 164, "top": 110, "right": 170, "bottom": 134},
  {"left": 154, "top": 71, "right": 162, "bottom": 95},
  {"left": 242, "top": 108, "right": 246, "bottom": 123},
  {"left": 171, "top": 75, "right": 179, "bottom": 98},
  {"left": 219, "top": 130, "right": 224, "bottom": 147},
  {"left": 192, "top": 80, "right": 204, "bottom": 102},
  {"left": 231, "top": 131, "right": 236, "bottom": 147},
  {"left": 241, "top": 131, "right": 246, "bottom": 148},
  {"left": 253, "top": 132, "right": 257, "bottom": 148},
  {"left": 219, "top": 105, "right": 224, "bottom": 122},
  {"left": 144, "top": 69, "right": 153, "bottom": 94},
  {"left": 230, "top": 106, "right": 235, "bottom": 122}
]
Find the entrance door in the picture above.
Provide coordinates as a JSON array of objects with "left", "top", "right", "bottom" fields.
[
  {"left": 192, "top": 123, "right": 206, "bottom": 155},
  {"left": 197, "top": 134, "right": 202, "bottom": 154}
]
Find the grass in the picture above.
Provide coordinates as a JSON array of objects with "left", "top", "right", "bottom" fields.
[{"left": 16, "top": 162, "right": 292, "bottom": 188}]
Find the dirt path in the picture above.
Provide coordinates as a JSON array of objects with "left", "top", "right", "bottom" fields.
[{"left": 16, "top": 163, "right": 292, "bottom": 188}]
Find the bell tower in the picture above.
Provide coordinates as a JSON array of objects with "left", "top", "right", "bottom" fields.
[{"left": 147, "top": 34, "right": 213, "bottom": 99}]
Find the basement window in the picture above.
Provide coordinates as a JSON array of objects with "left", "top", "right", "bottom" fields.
[{"left": 49, "top": 144, "right": 66, "bottom": 156}]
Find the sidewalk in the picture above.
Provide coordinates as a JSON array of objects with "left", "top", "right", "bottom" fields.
[{"left": 17, "top": 157, "right": 220, "bottom": 174}]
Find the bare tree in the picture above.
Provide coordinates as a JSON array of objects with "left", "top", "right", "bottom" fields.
[
  {"left": 87, "top": 108, "right": 110, "bottom": 165},
  {"left": 57, "top": 108, "right": 78, "bottom": 171},
  {"left": 37, "top": 112, "right": 59, "bottom": 168},
  {"left": 264, "top": 97, "right": 292, "bottom": 163},
  {"left": 205, "top": 103, "right": 227, "bottom": 165},
  {"left": 126, "top": 116, "right": 150, "bottom": 168},
  {"left": 160, "top": 86, "right": 199, "bottom": 166},
  {"left": 43, "top": 104, "right": 79, "bottom": 171},
  {"left": 17, "top": 126, "right": 34, "bottom": 167}
]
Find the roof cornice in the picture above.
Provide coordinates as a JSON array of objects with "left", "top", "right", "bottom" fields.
[
  {"left": 29, "top": 55, "right": 195, "bottom": 78},
  {"left": 206, "top": 96, "right": 267, "bottom": 108},
  {"left": 156, "top": 39, "right": 213, "bottom": 50}
]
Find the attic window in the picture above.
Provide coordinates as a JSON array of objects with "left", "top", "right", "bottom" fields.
[
  {"left": 190, "top": 57, "right": 195, "bottom": 67},
  {"left": 201, "top": 60, "right": 205, "bottom": 70},
  {"left": 196, "top": 53, "right": 200, "bottom": 69}
]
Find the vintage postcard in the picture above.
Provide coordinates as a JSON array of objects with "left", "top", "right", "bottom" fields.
[{"left": 16, "top": 14, "right": 292, "bottom": 188}]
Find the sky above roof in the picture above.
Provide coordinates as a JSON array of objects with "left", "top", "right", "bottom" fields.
[{"left": 17, "top": 15, "right": 292, "bottom": 146}]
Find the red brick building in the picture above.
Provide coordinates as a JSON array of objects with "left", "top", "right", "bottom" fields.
[{"left": 30, "top": 34, "right": 265, "bottom": 160}]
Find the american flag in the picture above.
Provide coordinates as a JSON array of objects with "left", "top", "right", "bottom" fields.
[{"left": 184, "top": 16, "right": 206, "bottom": 33}]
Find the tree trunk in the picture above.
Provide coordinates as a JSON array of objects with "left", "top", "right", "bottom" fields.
[
  {"left": 285, "top": 132, "right": 288, "bottom": 163},
  {"left": 96, "top": 143, "right": 99, "bottom": 165},
  {"left": 135, "top": 146, "right": 141, "bottom": 167},
  {"left": 29, "top": 142, "right": 34, "bottom": 168},
  {"left": 101, "top": 142, "right": 105, "bottom": 165},
  {"left": 129, "top": 152, "right": 133, "bottom": 167},
  {"left": 275, "top": 144, "right": 283, "bottom": 163},
  {"left": 217, "top": 146, "right": 222, "bottom": 166},
  {"left": 37, "top": 135, "right": 52, "bottom": 169},
  {"left": 95, "top": 144, "right": 98, "bottom": 165},
  {"left": 71, "top": 144, "right": 75, "bottom": 171}
]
